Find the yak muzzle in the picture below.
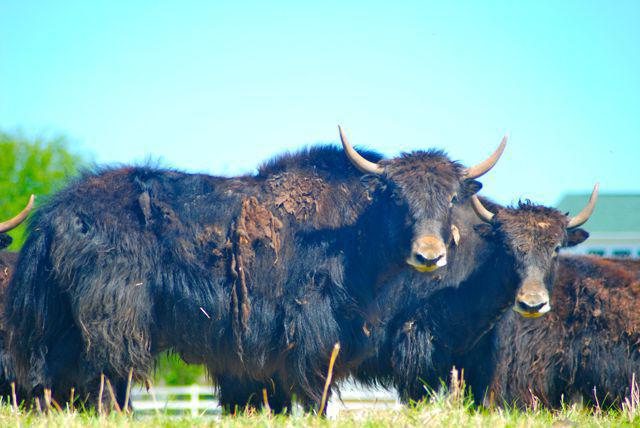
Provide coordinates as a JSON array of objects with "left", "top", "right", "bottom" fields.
[
  {"left": 406, "top": 236, "right": 447, "bottom": 272},
  {"left": 513, "top": 285, "right": 551, "bottom": 318}
]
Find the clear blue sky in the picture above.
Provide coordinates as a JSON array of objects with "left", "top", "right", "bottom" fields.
[{"left": 1, "top": 1, "right": 639, "bottom": 205}]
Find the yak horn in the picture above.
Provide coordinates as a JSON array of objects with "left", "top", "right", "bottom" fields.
[
  {"left": 464, "top": 134, "right": 508, "bottom": 179},
  {"left": 339, "top": 126, "right": 384, "bottom": 175},
  {"left": 567, "top": 183, "right": 599, "bottom": 229},
  {"left": 471, "top": 195, "right": 495, "bottom": 223},
  {"left": 0, "top": 194, "right": 35, "bottom": 233}
]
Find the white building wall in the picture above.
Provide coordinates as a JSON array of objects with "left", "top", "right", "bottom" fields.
[{"left": 561, "top": 233, "right": 640, "bottom": 259}]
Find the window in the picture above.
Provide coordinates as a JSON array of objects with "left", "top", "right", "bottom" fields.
[
  {"left": 587, "top": 249, "right": 605, "bottom": 256},
  {"left": 612, "top": 249, "right": 631, "bottom": 258}
]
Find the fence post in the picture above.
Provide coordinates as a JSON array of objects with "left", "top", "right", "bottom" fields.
[{"left": 190, "top": 384, "right": 199, "bottom": 416}]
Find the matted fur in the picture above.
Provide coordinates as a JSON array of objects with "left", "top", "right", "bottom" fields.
[
  {"left": 5, "top": 144, "right": 482, "bottom": 412},
  {"left": 476, "top": 255, "right": 640, "bottom": 408},
  {"left": 354, "top": 199, "right": 597, "bottom": 405}
]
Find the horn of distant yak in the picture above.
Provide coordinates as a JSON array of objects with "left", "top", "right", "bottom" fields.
[
  {"left": 470, "top": 195, "right": 495, "bottom": 223},
  {"left": 567, "top": 183, "right": 599, "bottom": 229},
  {"left": 463, "top": 134, "right": 508, "bottom": 179},
  {"left": 0, "top": 194, "right": 35, "bottom": 233},
  {"left": 338, "top": 126, "right": 384, "bottom": 175}
]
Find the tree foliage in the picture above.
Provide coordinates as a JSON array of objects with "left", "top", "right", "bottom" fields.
[
  {"left": 0, "top": 130, "right": 84, "bottom": 249},
  {"left": 153, "top": 353, "right": 207, "bottom": 386}
]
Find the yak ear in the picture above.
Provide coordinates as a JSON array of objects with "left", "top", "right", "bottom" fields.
[
  {"left": 565, "top": 228, "right": 589, "bottom": 247},
  {"left": 459, "top": 179, "right": 483, "bottom": 201},
  {"left": 0, "top": 233, "right": 12, "bottom": 250},
  {"left": 360, "top": 174, "right": 384, "bottom": 193},
  {"left": 473, "top": 223, "right": 495, "bottom": 238}
]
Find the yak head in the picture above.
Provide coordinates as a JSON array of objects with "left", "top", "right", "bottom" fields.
[
  {"left": 0, "top": 194, "right": 35, "bottom": 250},
  {"left": 470, "top": 185, "right": 598, "bottom": 318},
  {"left": 339, "top": 126, "right": 506, "bottom": 273}
]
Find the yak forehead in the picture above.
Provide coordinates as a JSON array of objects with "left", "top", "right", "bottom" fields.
[
  {"left": 496, "top": 202, "right": 567, "bottom": 253},
  {"left": 381, "top": 150, "right": 464, "bottom": 216}
]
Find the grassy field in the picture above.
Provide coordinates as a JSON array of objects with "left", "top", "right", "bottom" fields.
[{"left": 1, "top": 385, "right": 638, "bottom": 428}]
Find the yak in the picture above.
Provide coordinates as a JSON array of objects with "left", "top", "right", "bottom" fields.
[
  {"left": 5, "top": 128, "right": 506, "bottom": 412},
  {"left": 353, "top": 186, "right": 598, "bottom": 403},
  {"left": 0, "top": 195, "right": 35, "bottom": 397},
  {"left": 467, "top": 254, "right": 640, "bottom": 409}
]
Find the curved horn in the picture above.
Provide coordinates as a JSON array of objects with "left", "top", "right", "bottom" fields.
[
  {"left": 464, "top": 134, "right": 508, "bottom": 179},
  {"left": 470, "top": 195, "right": 495, "bottom": 223},
  {"left": 338, "top": 125, "right": 384, "bottom": 175},
  {"left": 0, "top": 194, "right": 36, "bottom": 233},
  {"left": 567, "top": 183, "right": 599, "bottom": 229}
]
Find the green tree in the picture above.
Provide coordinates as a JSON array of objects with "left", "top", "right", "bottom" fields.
[
  {"left": 0, "top": 130, "right": 85, "bottom": 249},
  {"left": 153, "top": 353, "right": 207, "bottom": 386}
]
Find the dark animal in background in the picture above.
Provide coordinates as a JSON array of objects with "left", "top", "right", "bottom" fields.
[
  {"left": 470, "top": 254, "right": 640, "bottom": 409},
  {"left": 0, "top": 195, "right": 35, "bottom": 397},
  {"left": 5, "top": 128, "right": 505, "bottom": 412},
  {"left": 355, "top": 187, "right": 598, "bottom": 404}
]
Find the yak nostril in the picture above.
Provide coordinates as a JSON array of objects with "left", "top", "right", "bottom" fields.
[{"left": 517, "top": 300, "right": 546, "bottom": 313}]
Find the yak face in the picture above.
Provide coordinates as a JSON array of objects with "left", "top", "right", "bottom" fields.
[
  {"left": 378, "top": 151, "right": 482, "bottom": 272},
  {"left": 472, "top": 187, "right": 597, "bottom": 318},
  {"left": 339, "top": 126, "right": 506, "bottom": 273}
]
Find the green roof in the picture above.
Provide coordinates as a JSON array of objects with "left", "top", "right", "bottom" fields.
[{"left": 556, "top": 193, "right": 640, "bottom": 234}]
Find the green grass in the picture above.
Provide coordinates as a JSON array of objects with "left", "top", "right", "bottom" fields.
[{"left": 0, "top": 387, "right": 638, "bottom": 428}]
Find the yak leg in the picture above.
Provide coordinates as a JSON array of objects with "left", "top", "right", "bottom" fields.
[
  {"left": 73, "top": 373, "right": 129, "bottom": 412},
  {"left": 217, "top": 374, "right": 292, "bottom": 414}
]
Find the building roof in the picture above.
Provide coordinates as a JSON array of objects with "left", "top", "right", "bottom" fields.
[{"left": 556, "top": 193, "right": 640, "bottom": 234}]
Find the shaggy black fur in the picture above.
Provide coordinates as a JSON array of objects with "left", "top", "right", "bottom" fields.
[
  {"left": 353, "top": 200, "right": 592, "bottom": 403},
  {"left": 5, "top": 144, "right": 482, "bottom": 412},
  {"left": 0, "top": 234, "right": 16, "bottom": 398},
  {"left": 466, "top": 255, "right": 640, "bottom": 408}
]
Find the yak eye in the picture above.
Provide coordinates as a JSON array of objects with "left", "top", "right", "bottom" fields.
[
  {"left": 552, "top": 246, "right": 561, "bottom": 257},
  {"left": 449, "top": 194, "right": 459, "bottom": 208}
]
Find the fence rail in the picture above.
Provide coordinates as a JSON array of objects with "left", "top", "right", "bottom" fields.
[{"left": 130, "top": 383, "right": 399, "bottom": 417}]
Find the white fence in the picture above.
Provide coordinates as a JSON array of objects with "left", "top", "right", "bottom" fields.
[{"left": 131, "top": 383, "right": 399, "bottom": 417}]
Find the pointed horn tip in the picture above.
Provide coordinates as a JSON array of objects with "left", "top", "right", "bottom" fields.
[
  {"left": 463, "top": 134, "right": 508, "bottom": 179},
  {"left": 566, "top": 183, "right": 600, "bottom": 229},
  {"left": 587, "top": 183, "right": 599, "bottom": 203}
]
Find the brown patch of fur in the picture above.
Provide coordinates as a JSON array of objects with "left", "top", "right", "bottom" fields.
[
  {"left": 266, "top": 173, "right": 327, "bottom": 223},
  {"left": 554, "top": 256, "right": 640, "bottom": 341},
  {"left": 237, "top": 197, "right": 283, "bottom": 259},
  {"left": 229, "top": 197, "right": 284, "bottom": 355}
]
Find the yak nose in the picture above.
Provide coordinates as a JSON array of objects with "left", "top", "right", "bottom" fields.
[
  {"left": 514, "top": 289, "right": 551, "bottom": 318},
  {"left": 415, "top": 252, "right": 445, "bottom": 266},
  {"left": 407, "top": 236, "right": 447, "bottom": 272},
  {"left": 516, "top": 300, "right": 546, "bottom": 313}
]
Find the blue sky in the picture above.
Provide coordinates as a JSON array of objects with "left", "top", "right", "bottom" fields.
[{"left": 1, "top": 1, "right": 639, "bottom": 205}]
